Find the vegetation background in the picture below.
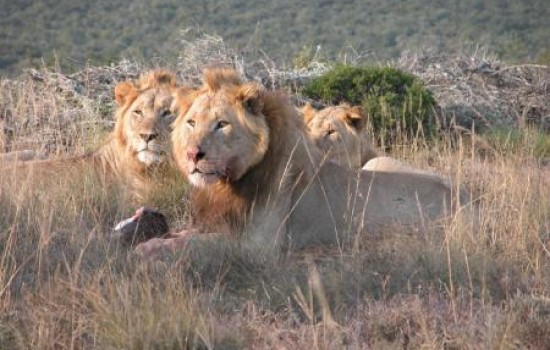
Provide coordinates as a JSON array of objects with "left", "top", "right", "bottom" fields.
[
  {"left": 2, "top": 1, "right": 550, "bottom": 349},
  {"left": 1, "top": 0, "right": 550, "bottom": 76}
]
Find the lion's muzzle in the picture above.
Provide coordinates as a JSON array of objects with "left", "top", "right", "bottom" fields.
[
  {"left": 186, "top": 146, "right": 206, "bottom": 164},
  {"left": 139, "top": 133, "right": 159, "bottom": 143}
]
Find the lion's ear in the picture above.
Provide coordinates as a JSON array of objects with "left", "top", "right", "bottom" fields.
[
  {"left": 345, "top": 106, "right": 366, "bottom": 131},
  {"left": 300, "top": 103, "right": 317, "bottom": 124},
  {"left": 114, "top": 81, "right": 136, "bottom": 106},
  {"left": 238, "top": 84, "right": 264, "bottom": 115}
]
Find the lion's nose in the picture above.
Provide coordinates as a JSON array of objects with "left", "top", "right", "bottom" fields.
[
  {"left": 187, "top": 147, "right": 205, "bottom": 163},
  {"left": 140, "top": 133, "right": 158, "bottom": 142}
]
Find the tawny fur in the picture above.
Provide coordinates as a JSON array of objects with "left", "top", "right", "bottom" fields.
[
  {"left": 301, "top": 104, "right": 378, "bottom": 169},
  {"left": 172, "top": 68, "right": 304, "bottom": 234},
  {"left": 99, "top": 70, "right": 178, "bottom": 201}
]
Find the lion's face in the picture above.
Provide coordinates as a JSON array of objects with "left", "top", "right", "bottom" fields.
[
  {"left": 302, "top": 105, "right": 366, "bottom": 167},
  {"left": 114, "top": 72, "right": 177, "bottom": 167},
  {"left": 172, "top": 79, "right": 269, "bottom": 188},
  {"left": 122, "top": 89, "right": 175, "bottom": 166}
]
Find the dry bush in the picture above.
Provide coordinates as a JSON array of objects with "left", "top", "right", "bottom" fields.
[
  {"left": 178, "top": 28, "right": 330, "bottom": 91},
  {"left": 397, "top": 47, "right": 550, "bottom": 132},
  {"left": 0, "top": 60, "right": 145, "bottom": 157}
]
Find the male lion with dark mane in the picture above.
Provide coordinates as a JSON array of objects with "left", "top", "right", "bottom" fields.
[
  {"left": 2, "top": 70, "right": 182, "bottom": 204},
  {"left": 301, "top": 103, "right": 378, "bottom": 169},
  {"left": 135, "top": 68, "right": 469, "bottom": 257}
]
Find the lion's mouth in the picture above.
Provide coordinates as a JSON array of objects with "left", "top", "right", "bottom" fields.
[
  {"left": 188, "top": 164, "right": 231, "bottom": 186},
  {"left": 188, "top": 169, "right": 221, "bottom": 187},
  {"left": 137, "top": 150, "right": 164, "bottom": 166},
  {"left": 191, "top": 167, "right": 227, "bottom": 178}
]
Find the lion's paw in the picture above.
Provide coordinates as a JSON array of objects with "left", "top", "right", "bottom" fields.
[{"left": 134, "top": 236, "right": 188, "bottom": 260}]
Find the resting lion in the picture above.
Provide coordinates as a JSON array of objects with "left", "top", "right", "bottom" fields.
[
  {"left": 301, "top": 105, "right": 452, "bottom": 181},
  {"left": 95, "top": 69, "right": 181, "bottom": 201},
  {"left": 2, "top": 70, "right": 181, "bottom": 204},
  {"left": 135, "top": 68, "right": 468, "bottom": 257},
  {"left": 301, "top": 104, "right": 378, "bottom": 169}
]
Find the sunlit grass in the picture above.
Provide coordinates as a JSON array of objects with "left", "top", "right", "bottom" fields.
[{"left": 2, "top": 79, "right": 550, "bottom": 348}]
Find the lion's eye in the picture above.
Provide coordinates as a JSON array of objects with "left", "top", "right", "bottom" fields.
[
  {"left": 326, "top": 129, "right": 336, "bottom": 136},
  {"left": 133, "top": 110, "right": 143, "bottom": 118},
  {"left": 187, "top": 119, "right": 196, "bottom": 128},
  {"left": 215, "top": 120, "right": 230, "bottom": 130},
  {"left": 160, "top": 110, "right": 171, "bottom": 118}
]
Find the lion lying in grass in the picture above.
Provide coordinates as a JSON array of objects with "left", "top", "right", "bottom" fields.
[
  {"left": 301, "top": 104, "right": 378, "bottom": 169},
  {"left": 134, "top": 68, "right": 469, "bottom": 257},
  {"left": 301, "top": 104, "right": 454, "bottom": 182},
  {"left": 95, "top": 69, "right": 181, "bottom": 202},
  {"left": 2, "top": 70, "right": 182, "bottom": 204}
]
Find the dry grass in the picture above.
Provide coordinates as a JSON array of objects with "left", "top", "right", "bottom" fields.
[
  {"left": 3, "top": 137, "right": 550, "bottom": 349},
  {"left": 0, "top": 61, "right": 145, "bottom": 156},
  {"left": 2, "top": 42, "right": 550, "bottom": 349}
]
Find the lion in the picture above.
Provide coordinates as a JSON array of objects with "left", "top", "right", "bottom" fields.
[
  {"left": 94, "top": 69, "right": 181, "bottom": 201},
  {"left": 301, "top": 104, "right": 378, "bottom": 169},
  {"left": 2, "top": 70, "right": 183, "bottom": 204},
  {"left": 300, "top": 105, "right": 453, "bottom": 180},
  {"left": 134, "top": 68, "right": 469, "bottom": 257}
]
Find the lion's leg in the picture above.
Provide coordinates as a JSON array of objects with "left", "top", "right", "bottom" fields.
[
  {"left": 133, "top": 202, "right": 291, "bottom": 260},
  {"left": 165, "top": 228, "right": 199, "bottom": 238},
  {"left": 114, "top": 207, "right": 201, "bottom": 259},
  {"left": 134, "top": 231, "right": 234, "bottom": 260},
  {"left": 134, "top": 236, "right": 190, "bottom": 259}
]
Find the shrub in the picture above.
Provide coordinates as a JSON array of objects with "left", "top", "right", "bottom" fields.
[{"left": 302, "top": 65, "right": 437, "bottom": 143}]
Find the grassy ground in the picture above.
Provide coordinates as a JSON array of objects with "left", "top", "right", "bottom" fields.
[
  {"left": 2, "top": 124, "right": 550, "bottom": 349},
  {"left": 1, "top": 53, "right": 550, "bottom": 348}
]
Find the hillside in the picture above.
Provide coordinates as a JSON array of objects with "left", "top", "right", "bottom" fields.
[{"left": 1, "top": 0, "right": 549, "bottom": 75}]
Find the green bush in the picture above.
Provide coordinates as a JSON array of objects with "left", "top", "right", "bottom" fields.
[{"left": 302, "top": 65, "right": 437, "bottom": 143}]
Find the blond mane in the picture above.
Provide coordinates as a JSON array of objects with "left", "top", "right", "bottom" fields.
[{"left": 172, "top": 68, "right": 312, "bottom": 233}]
